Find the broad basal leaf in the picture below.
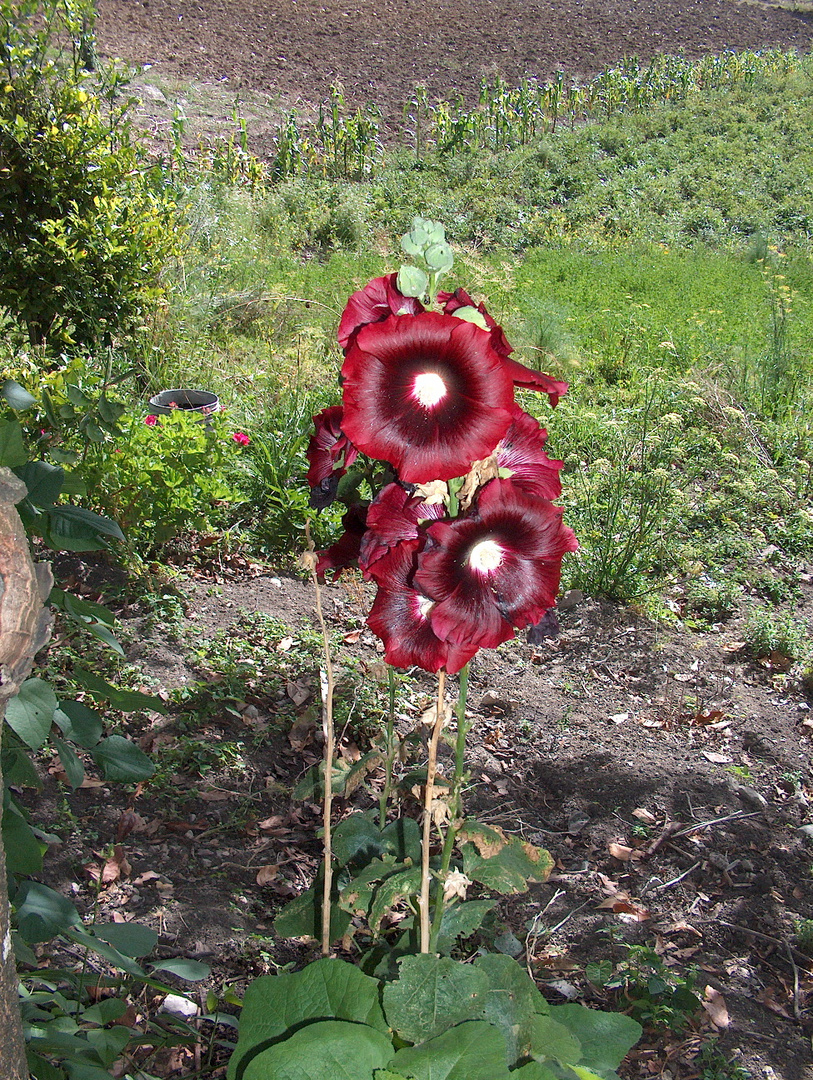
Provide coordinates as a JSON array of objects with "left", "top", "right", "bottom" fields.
[
  {"left": 5, "top": 678, "right": 58, "bottom": 750},
  {"left": 390, "top": 1020, "right": 511, "bottom": 1080},
  {"left": 228, "top": 959, "right": 388, "bottom": 1080},
  {"left": 243, "top": 1020, "right": 393, "bottom": 1080},
  {"left": 90, "top": 736, "right": 154, "bottom": 782},
  {"left": 548, "top": 1004, "right": 642, "bottom": 1076},
  {"left": 383, "top": 954, "right": 490, "bottom": 1044},
  {"left": 472, "top": 954, "right": 550, "bottom": 1064}
]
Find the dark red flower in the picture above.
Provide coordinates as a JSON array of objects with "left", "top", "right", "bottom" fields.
[
  {"left": 359, "top": 482, "right": 444, "bottom": 584},
  {"left": 414, "top": 479, "right": 578, "bottom": 650},
  {"left": 337, "top": 274, "right": 424, "bottom": 351},
  {"left": 316, "top": 503, "right": 368, "bottom": 580},
  {"left": 306, "top": 406, "right": 359, "bottom": 508},
  {"left": 341, "top": 312, "right": 514, "bottom": 485},
  {"left": 495, "top": 405, "right": 563, "bottom": 500},
  {"left": 366, "top": 543, "right": 479, "bottom": 674},
  {"left": 439, "top": 287, "right": 569, "bottom": 407}
]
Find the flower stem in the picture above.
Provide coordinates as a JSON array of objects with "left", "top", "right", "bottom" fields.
[
  {"left": 429, "top": 662, "right": 470, "bottom": 952},
  {"left": 304, "top": 524, "right": 335, "bottom": 957},
  {"left": 378, "top": 666, "right": 397, "bottom": 830},
  {"left": 420, "top": 668, "right": 446, "bottom": 953}
]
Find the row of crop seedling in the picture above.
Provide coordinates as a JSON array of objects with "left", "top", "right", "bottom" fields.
[{"left": 166, "top": 48, "right": 799, "bottom": 183}]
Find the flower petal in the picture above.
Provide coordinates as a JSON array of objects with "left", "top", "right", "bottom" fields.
[
  {"left": 316, "top": 504, "right": 367, "bottom": 580},
  {"left": 496, "top": 404, "right": 563, "bottom": 500},
  {"left": 306, "top": 405, "right": 359, "bottom": 508},
  {"left": 338, "top": 273, "right": 424, "bottom": 350},
  {"left": 359, "top": 482, "right": 443, "bottom": 584},
  {"left": 341, "top": 312, "right": 514, "bottom": 484}
]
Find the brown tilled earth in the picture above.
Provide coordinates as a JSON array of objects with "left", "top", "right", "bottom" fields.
[{"left": 39, "top": 3, "right": 813, "bottom": 1078}]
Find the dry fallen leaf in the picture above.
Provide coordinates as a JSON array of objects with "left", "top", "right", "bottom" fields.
[
  {"left": 702, "top": 986, "right": 729, "bottom": 1029},
  {"left": 276, "top": 636, "right": 295, "bottom": 652},
  {"left": 256, "top": 864, "right": 281, "bottom": 886},
  {"left": 342, "top": 629, "right": 363, "bottom": 644},
  {"left": 632, "top": 808, "right": 657, "bottom": 824},
  {"left": 608, "top": 842, "right": 642, "bottom": 861},
  {"left": 199, "top": 789, "right": 232, "bottom": 802},
  {"left": 286, "top": 679, "right": 311, "bottom": 706},
  {"left": 702, "top": 751, "right": 733, "bottom": 764}
]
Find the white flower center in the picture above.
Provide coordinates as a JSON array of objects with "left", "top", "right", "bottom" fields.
[
  {"left": 413, "top": 371, "right": 447, "bottom": 408},
  {"left": 468, "top": 539, "right": 504, "bottom": 573},
  {"left": 416, "top": 594, "right": 435, "bottom": 619}
]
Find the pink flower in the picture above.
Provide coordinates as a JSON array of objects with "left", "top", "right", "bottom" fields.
[
  {"left": 338, "top": 273, "right": 424, "bottom": 350},
  {"left": 232, "top": 431, "right": 251, "bottom": 446},
  {"left": 366, "top": 543, "right": 479, "bottom": 674},
  {"left": 359, "top": 482, "right": 443, "bottom": 585},
  {"left": 144, "top": 414, "right": 158, "bottom": 426},
  {"left": 341, "top": 312, "right": 514, "bottom": 484},
  {"left": 413, "top": 479, "right": 578, "bottom": 651}
]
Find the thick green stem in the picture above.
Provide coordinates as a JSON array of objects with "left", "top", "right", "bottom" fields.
[
  {"left": 378, "top": 666, "right": 397, "bottom": 830},
  {"left": 419, "top": 669, "right": 446, "bottom": 953},
  {"left": 429, "top": 662, "right": 470, "bottom": 952}
]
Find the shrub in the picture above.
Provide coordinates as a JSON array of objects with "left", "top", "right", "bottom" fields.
[{"left": 0, "top": 0, "right": 178, "bottom": 351}]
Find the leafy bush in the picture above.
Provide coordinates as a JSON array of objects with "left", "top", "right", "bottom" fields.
[{"left": 0, "top": 0, "right": 177, "bottom": 351}]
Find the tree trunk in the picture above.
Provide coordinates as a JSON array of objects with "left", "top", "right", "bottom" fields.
[{"left": 0, "top": 467, "right": 54, "bottom": 1080}]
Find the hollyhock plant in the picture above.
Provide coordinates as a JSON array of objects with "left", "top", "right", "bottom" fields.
[
  {"left": 304, "top": 216, "right": 577, "bottom": 955},
  {"left": 341, "top": 311, "right": 515, "bottom": 484},
  {"left": 414, "top": 478, "right": 578, "bottom": 651}
]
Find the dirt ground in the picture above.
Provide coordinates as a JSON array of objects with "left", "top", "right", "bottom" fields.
[
  {"left": 40, "top": 554, "right": 813, "bottom": 1079},
  {"left": 95, "top": 0, "right": 813, "bottom": 147},
  {"left": 34, "top": 2, "right": 813, "bottom": 1077}
]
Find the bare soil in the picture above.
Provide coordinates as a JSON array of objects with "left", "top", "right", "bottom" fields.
[
  {"left": 40, "top": 555, "right": 813, "bottom": 1080},
  {"left": 94, "top": 0, "right": 813, "bottom": 148}
]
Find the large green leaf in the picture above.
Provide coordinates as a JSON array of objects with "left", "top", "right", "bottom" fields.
[
  {"left": 472, "top": 954, "right": 550, "bottom": 1064},
  {"left": 14, "top": 461, "right": 64, "bottom": 507},
  {"left": 243, "top": 1020, "right": 393, "bottom": 1080},
  {"left": 434, "top": 900, "right": 495, "bottom": 954},
  {"left": 458, "top": 823, "right": 552, "bottom": 895},
  {"left": 2, "top": 744, "right": 43, "bottom": 788},
  {"left": 3, "top": 805, "right": 45, "bottom": 875},
  {"left": 92, "top": 922, "right": 158, "bottom": 958},
  {"left": 54, "top": 700, "right": 104, "bottom": 748},
  {"left": 510, "top": 1063, "right": 560, "bottom": 1079},
  {"left": 369, "top": 867, "right": 422, "bottom": 933},
  {"left": 1, "top": 378, "right": 36, "bottom": 410},
  {"left": 14, "top": 882, "right": 81, "bottom": 943},
  {"left": 390, "top": 1021, "right": 511, "bottom": 1080},
  {"left": 65, "top": 928, "right": 146, "bottom": 978},
  {"left": 383, "top": 955, "right": 490, "bottom": 1045},
  {"left": 527, "top": 1014, "right": 582, "bottom": 1065},
  {"left": 548, "top": 1005, "right": 642, "bottom": 1077},
  {"left": 151, "top": 957, "right": 210, "bottom": 981},
  {"left": 90, "top": 736, "right": 154, "bottom": 782},
  {"left": 72, "top": 668, "right": 167, "bottom": 713},
  {"left": 41, "top": 505, "right": 125, "bottom": 551},
  {"left": 53, "top": 736, "right": 85, "bottom": 788},
  {"left": 5, "top": 678, "right": 58, "bottom": 750},
  {"left": 0, "top": 417, "right": 27, "bottom": 468},
  {"left": 273, "top": 885, "right": 352, "bottom": 943},
  {"left": 228, "top": 959, "right": 388, "bottom": 1080}
]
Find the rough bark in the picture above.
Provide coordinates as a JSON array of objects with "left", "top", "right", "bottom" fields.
[{"left": 0, "top": 467, "right": 54, "bottom": 1080}]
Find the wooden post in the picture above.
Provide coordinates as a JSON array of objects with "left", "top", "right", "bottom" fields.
[{"left": 0, "top": 467, "right": 53, "bottom": 1080}]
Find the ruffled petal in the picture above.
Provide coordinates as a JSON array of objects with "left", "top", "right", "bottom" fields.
[
  {"left": 338, "top": 273, "right": 423, "bottom": 350},
  {"left": 496, "top": 404, "right": 563, "bottom": 500}
]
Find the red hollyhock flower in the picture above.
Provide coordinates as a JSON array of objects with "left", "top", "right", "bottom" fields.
[
  {"left": 440, "top": 287, "right": 569, "bottom": 408},
  {"left": 414, "top": 479, "right": 578, "bottom": 650},
  {"left": 359, "top": 482, "right": 444, "bottom": 584},
  {"left": 306, "top": 406, "right": 359, "bottom": 508},
  {"left": 366, "top": 544, "right": 479, "bottom": 674},
  {"left": 316, "top": 504, "right": 368, "bottom": 580},
  {"left": 341, "top": 312, "right": 514, "bottom": 484},
  {"left": 496, "top": 405, "right": 563, "bottom": 500},
  {"left": 337, "top": 273, "right": 424, "bottom": 350}
]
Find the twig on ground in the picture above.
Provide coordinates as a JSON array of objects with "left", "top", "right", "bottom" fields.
[
  {"left": 652, "top": 861, "right": 702, "bottom": 890},
  {"left": 719, "top": 921, "right": 813, "bottom": 967},
  {"left": 670, "top": 810, "right": 762, "bottom": 839},
  {"left": 786, "top": 942, "right": 803, "bottom": 1020}
]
